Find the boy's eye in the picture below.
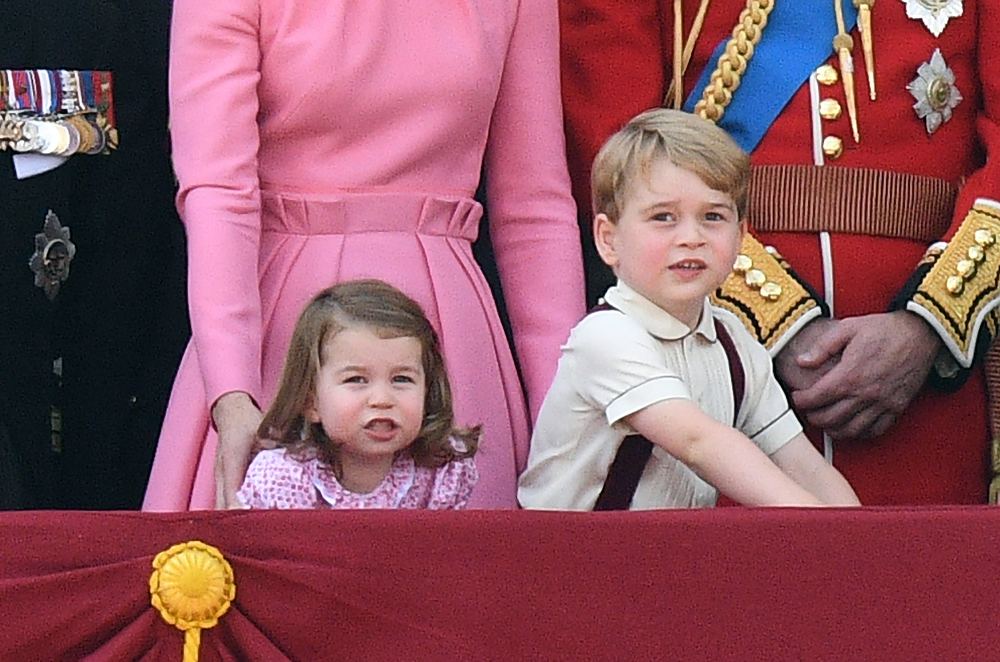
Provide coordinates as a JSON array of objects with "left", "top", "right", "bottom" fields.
[
  {"left": 705, "top": 212, "right": 725, "bottom": 222},
  {"left": 651, "top": 212, "right": 675, "bottom": 222},
  {"left": 342, "top": 375, "right": 366, "bottom": 384}
]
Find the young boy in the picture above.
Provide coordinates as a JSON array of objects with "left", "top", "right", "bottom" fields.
[{"left": 518, "top": 109, "right": 859, "bottom": 510}]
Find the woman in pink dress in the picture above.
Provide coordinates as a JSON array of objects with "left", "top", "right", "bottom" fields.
[{"left": 142, "top": 1, "right": 585, "bottom": 510}]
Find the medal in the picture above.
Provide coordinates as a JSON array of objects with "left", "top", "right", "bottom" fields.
[
  {"left": 0, "top": 113, "right": 24, "bottom": 147},
  {"left": 28, "top": 210, "right": 77, "bottom": 301},
  {"left": 34, "top": 120, "right": 64, "bottom": 154},
  {"left": 45, "top": 122, "right": 72, "bottom": 155},
  {"left": 907, "top": 48, "right": 962, "bottom": 135},
  {"left": 901, "top": 0, "right": 963, "bottom": 38},
  {"left": 57, "top": 120, "right": 81, "bottom": 156},
  {"left": 12, "top": 119, "right": 43, "bottom": 152}
]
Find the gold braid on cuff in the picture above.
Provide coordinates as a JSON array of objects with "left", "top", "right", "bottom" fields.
[
  {"left": 711, "top": 233, "right": 821, "bottom": 351},
  {"left": 907, "top": 200, "right": 1000, "bottom": 367}
]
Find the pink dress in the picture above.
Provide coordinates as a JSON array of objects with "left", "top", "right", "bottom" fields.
[
  {"left": 237, "top": 449, "right": 478, "bottom": 510},
  {"left": 142, "top": 1, "right": 584, "bottom": 510}
]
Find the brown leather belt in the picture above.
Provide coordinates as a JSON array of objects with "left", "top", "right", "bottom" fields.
[{"left": 748, "top": 164, "right": 958, "bottom": 243}]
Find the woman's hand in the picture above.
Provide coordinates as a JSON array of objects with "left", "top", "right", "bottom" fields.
[{"left": 211, "top": 391, "right": 263, "bottom": 509}]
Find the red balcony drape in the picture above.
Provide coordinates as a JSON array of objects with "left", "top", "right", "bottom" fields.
[{"left": 1, "top": 507, "right": 998, "bottom": 660}]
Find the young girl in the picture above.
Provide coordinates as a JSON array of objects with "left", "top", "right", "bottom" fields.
[{"left": 237, "top": 280, "right": 479, "bottom": 509}]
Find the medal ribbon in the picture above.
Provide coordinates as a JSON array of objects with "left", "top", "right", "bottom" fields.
[
  {"left": 0, "top": 69, "right": 113, "bottom": 119},
  {"left": 683, "top": 0, "right": 858, "bottom": 152}
]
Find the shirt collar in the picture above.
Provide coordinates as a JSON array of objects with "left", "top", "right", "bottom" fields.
[{"left": 602, "top": 279, "right": 717, "bottom": 342}]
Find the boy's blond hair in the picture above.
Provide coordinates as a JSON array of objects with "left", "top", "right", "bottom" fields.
[{"left": 591, "top": 108, "right": 750, "bottom": 223}]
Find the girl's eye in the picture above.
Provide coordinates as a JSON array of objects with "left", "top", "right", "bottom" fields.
[
  {"left": 392, "top": 375, "right": 415, "bottom": 384},
  {"left": 342, "top": 375, "right": 366, "bottom": 384}
]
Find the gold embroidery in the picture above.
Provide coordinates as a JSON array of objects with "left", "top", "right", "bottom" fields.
[
  {"left": 912, "top": 202, "right": 1000, "bottom": 358},
  {"left": 712, "top": 233, "right": 819, "bottom": 350}
]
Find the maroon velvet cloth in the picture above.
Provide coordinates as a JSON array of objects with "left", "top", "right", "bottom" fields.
[{"left": 1, "top": 508, "right": 999, "bottom": 659}]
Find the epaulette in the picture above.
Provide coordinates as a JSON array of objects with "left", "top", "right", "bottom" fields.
[
  {"left": 905, "top": 199, "right": 1000, "bottom": 372},
  {"left": 711, "top": 233, "right": 826, "bottom": 354}
]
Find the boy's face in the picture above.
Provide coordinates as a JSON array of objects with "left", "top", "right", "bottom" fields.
[{"left": 594, "top": 158, "right": 745, "bottom": 327}]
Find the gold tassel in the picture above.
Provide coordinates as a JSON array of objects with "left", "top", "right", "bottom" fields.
[
  {"left": 854, "top": 0, "right": 877, "bottom": 101},
  {"left": 833, "top": 0, "right": 860, "bottom": 142}
]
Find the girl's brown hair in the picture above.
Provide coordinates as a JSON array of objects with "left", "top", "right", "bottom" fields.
[{"left": 257, "top": 279, "right": 479, "bottom": 476}]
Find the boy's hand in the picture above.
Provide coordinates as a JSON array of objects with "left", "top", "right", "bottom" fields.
[{"left": 770, "top": 433, "right": 860, "bottom": 505}]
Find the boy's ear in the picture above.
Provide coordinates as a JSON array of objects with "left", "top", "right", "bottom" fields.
[
  {"left": 593, "top": 213, "right": 619, "bottom": 269},
  {"left": 738, "top": 217, "right": 748, "bottom": 240}
]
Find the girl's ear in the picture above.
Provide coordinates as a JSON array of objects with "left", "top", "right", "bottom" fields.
[
  {"left": 593, "top": 213, "right": 619, "bottom": 269},
  {"left": 304, "top": 393, "right": 321, "bottom": 423}
]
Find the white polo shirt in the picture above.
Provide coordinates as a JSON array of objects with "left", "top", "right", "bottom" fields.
[{"left": 518, "top": 281, "right": 802, "bottom": 510}]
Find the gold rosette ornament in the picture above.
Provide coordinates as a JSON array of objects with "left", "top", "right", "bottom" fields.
[{"left": 149, "top": 541, "right": 236, "bottom": 662}]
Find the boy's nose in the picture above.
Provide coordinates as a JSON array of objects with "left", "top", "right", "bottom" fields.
[{"left": 677, "top": 218, "right": 706, "bottom": 245}]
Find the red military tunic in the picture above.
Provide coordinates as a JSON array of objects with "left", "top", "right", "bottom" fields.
[{"left": 561, "top": 0, "right": 1000, "bottom": 504}]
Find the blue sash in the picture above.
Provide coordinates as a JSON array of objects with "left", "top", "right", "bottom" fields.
[{"left": 683, "top": 0, "right": 858, "bottom": 152}]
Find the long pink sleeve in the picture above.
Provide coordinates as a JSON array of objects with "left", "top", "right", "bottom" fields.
[
  {"left": 169, "top": 0, "right": 264, "bottom": 408},
  {"left": 485, "top": 0, "right": 586, "bottom": 434}
]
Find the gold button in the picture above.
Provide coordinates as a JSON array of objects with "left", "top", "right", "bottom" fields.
[
  {"left": 745, "top": 269, "right": 766, "bottom": 289},
  {"left": 763, "top": 245, "right": 786, "bottom": 263},
  {"left": 956, "top": 259, "right": 977, "bottom": 279},
  {"left": 760, "top": 282, "right": 783, "bottom": 301},
  {"left": 968, "top": 245, "right": 986, "bottom": 263},
  {"left": 946, "top": 275, "right": 964, "bottom": 295},
  {"left": 819, "top": 98, "right": 842, "bottom": 120},
  {"left": 822, "top": 135, "right": 844, "bottom": 159},
  {"left": 816, "top": 64, "right": 839, "bottom": 86},
  {"left": 733, "top": 254, "right": 753, "bottom": 273},
  {"left": 975, "top": 228, "right": 996, "bottom": 247}
]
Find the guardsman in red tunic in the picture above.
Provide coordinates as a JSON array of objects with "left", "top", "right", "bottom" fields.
[{"left": 561, "top": 0, "right": 1000, "bottom": 504}]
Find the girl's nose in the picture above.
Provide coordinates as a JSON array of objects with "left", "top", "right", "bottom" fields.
[{"left": 368, "top": 383, "right": 394, "bottom": 407}]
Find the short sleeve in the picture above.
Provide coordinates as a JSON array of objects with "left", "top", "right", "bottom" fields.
[
  {"left": 237, "top": 449, "right": 317, "bottom": 509},
  {"left": 724, "top": 316, "right": 803, "bottom": 455},
  {"left": 426, "top": 457, "right": 479, "bottom": 510},
  {"left": 567, "top": 312, "right": 690, "bottom": 426}
]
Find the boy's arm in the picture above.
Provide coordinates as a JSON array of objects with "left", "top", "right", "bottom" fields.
[
  {"left": 627, "top": 399, "right": 823, "bottom": 507},
  {"left": 769, "top": 434, "right": 861, "bottom": 506}
]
